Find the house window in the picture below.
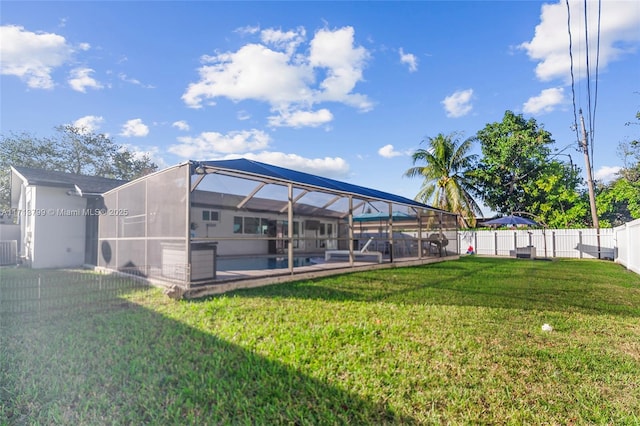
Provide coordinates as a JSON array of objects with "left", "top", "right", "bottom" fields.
[
  {"left": 260, "top": 218, "right": 269, "bottom": 234},
  {"left": 317, "top": 222, "right": 333, "bottom": 236},
  {"left": 244, "top": 217, "right": 260, "bottom": 234},
  {"left": 283, "top": 221, "right": 300, "bottom": 236},
  {"left": 202, "top": 210, "right": 219, "bottom": 221},
  {"left": 233, "top": 216, "right": 270, "bottom": 234},
  {"left": 233, "top": 216, "right": 243, "bottom": 234}
]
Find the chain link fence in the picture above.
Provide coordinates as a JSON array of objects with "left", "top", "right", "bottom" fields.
[{"left": 0, "top": 267, "right": 154, "bottom": 327}]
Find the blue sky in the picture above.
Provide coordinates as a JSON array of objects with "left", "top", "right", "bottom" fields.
[{"left": 2, "top": 1, "right": 639, "bottom": 213}]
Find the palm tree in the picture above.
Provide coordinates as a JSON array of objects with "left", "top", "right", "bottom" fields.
[{"left": 404, "top": 132, "right": 483, "bottom": 227}]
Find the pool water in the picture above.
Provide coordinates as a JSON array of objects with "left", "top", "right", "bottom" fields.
[{"left": 217, "top": 256, "right": 315, "bottom": 271}]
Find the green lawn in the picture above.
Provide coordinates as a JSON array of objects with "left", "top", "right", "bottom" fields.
[{"left": 2, "top": 257, "right": 640, "bottom": 425}]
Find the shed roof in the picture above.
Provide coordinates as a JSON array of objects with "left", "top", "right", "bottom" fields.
[{"left": 11, "top": 166, "right": 127, "bottom": 195}]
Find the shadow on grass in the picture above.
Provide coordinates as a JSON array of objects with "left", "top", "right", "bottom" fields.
[
  {"left": 1, "top": 290, "right": 411, "bottom": 425},
  {"left": 224, "top": 256, "right": 640, "bottom": 318}
]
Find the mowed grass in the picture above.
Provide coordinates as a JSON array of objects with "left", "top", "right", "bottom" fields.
[{"left": 2, "top": 256, "right": 640, "bottom": 425}]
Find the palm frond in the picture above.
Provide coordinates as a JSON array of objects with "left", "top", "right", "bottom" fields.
[{"left": 404, "top": 132, "right": 482, "bottom": 224}]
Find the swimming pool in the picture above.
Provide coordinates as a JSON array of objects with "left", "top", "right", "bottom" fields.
[{"left": 216, "top": 256, "right": 315, "bottom": 271}]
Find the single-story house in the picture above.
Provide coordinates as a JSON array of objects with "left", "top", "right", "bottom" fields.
[
  {"left": 96, "top": 159, "right": 458, "bottom": 289},
  {"left": 9, "top": 160, "right": 458, "bottom": 293}
]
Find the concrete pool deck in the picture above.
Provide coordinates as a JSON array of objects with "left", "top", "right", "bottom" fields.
[{"left": 182, "top": 254, "right": 460, "bottom": 299}]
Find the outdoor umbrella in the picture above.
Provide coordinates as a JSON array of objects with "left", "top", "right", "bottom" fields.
[{"left": 484, "top": 215, "right": 539, "bottom": 226}]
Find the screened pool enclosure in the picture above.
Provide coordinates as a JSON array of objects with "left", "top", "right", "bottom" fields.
[{"left": 97, "top": 159, "right": 458, "bottom": 290}]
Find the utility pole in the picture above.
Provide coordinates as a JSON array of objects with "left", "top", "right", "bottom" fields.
[{"left": 579, "top": 109, "right": 600, "bottom": 257}]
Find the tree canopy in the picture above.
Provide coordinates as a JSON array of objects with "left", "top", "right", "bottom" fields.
[
  {"left": 597, "top": 109, "right": 640, "bottom": 227},
  {"left": 1, "top": 126, "right": 157, "bottom": 210},
  {"left": 404, "top": 132, "right": 483, "bottom": 227},
  {"left": 469, "top": 111, "right": 586, "bottom": 227}
]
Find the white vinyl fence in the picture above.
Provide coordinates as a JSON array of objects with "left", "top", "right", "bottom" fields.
[
  {"left": 458, "top": 228, "right": 615, "bottom": 260},
  {"left": 458, "top": 223, "right": 640, "bottom": 275},
  {"left": 613, "top": 219, "right": 640, "bottom": 274}
]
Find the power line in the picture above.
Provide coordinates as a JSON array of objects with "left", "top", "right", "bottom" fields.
[
  {"left": 567, "top": 0, "right": 602, "bottom": 165},
  {"left": 566, "top": 0, "right": 581, "bottom": 148},
  {"left": 567, "top": 0, "right": 601, "bottom": 236},
  {"left": 591, "top": 0, "right": 602, "bottom": 169},
  {"left": 580, "top": 0, "right": 602, "bottom": 173},
  {"left": 583, "top": 0, "right": 593, "bottom": 150}
]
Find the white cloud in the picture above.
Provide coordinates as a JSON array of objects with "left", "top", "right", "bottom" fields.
[
  {"left": 523, "top": 87, "right": 565, "bottom": 114},
  {"left": 172, "top": 120, "right": 190, "bottom": 131},
  {"left": 120, "top": 118, "right": 150, "bottom": 137},
  {"left": 183, "top": 43, "right": 312, "bottom": 108},
  {"left": 73, "top": 115, "right": 104, "bottom": 133},
  {"left": 442, "top": 89, "right": 474, "bottom": 118},
  {"left": 260, "top": 27, "right": 306, "bottom": 55},
  {"left": 68, "top": 67, "right": 103, "bottom": 92},
  {"left": 120, "top": 143, "right": 167, "bottom": 169},
  {"left": 168, "top": 130, "right": 350, "bottom": 180},
  {"left": 119, "top": 73, "right": 140, "bottom": 85},
  {"left": 0, "top": 25, "right": 74, "bottom": 89},
  {"left": 167, "top": 124, "right": 349, "bottom": 177},
  {"left": 242, "top": 152, "right": 350, "bottom": 179},
  {"left": 519, "top": 0, "right": 640, "bottom": 83},
  {"left": 268, "top": 108, "right": 333, "bottom": 128},
  {"left": 168, "top": 129, "right": 271, "bottom": 158},
  {"left": 378, "top": 144, "right": 409, "bottom": 158},
  {"left": 309, "top": 27, "right": 372, "bottom": 109},
  {"left": 235, "top": 25, "right": 260, "bottom": 36},
  {"left": 399, "top": 48, "right": 418, "bottom": 72},
  {"left": 182, "top": 26, "right": 372, "bottom": 127},
  {"left": 595, "top": 165, "right": 621, "bottom": 183},
  {"left": 118, "top": 73, "right": 155, "bottom": 88}
]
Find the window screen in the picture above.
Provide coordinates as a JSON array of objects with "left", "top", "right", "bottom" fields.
[{"left": 233, "top": 216, "right": 243, "bottom": 234}]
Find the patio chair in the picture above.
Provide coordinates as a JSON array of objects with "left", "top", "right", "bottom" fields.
[
  {"left": 425, "top": 233, "right": 448, "bottom": 256},
  {"left": 325, "top": 237, "right": 383, "bottom": 263}
]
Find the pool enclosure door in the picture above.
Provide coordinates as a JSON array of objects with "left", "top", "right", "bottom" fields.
[{"left": 267, "top": 220, "right": 283, "bottom": 254}]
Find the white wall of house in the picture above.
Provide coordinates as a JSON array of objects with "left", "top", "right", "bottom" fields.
[
  {"left": 190, "top": 206, "right": 338, "bottom": 256},
  {"left": 27, "top": 186, "right": 88, "bottom": 268},
  {"left": 0, "top": 223, "right": 20, "bottom": 241},
  {"left": 19, "top": 185, "right": 33, "bottom": 263}
]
